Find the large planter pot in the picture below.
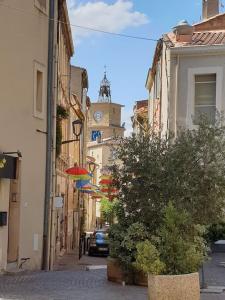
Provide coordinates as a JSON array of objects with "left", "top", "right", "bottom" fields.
[
  {"left": 107, "top": 257, "right": 133, "bottom": 284},
  {"left": 134, "top": 270, "right": 148, "bottom": 287},
  {"left": 148, "top": 272, "right": 200, "bottom": 300}
]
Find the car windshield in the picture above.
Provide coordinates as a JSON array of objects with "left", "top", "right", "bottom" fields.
[{"left": 95, "top": 232, "right": 108, "bottom": 239}]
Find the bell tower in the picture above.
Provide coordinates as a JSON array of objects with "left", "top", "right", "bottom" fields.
[
  {"left": 88, "top": 70, "right": 125, "bottom": 142},
  {"left": 98, "top": 69, "right": 111, "bottom": 103}
]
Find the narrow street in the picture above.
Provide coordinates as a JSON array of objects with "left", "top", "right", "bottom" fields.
[
  {"left": 0, "top": 254, "right": 225, "bottom": 300},
  {"left": 0, "top": 255, "right": 147, "bottom": 300}
]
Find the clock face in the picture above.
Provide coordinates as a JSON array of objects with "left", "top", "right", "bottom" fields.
[{"left": 94, "top": 111, "right": 103, "bottom": 122}]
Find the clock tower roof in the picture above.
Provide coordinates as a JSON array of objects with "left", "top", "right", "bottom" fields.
[{"left": 98, "top": 70, "right": 111, "bottom": 103}]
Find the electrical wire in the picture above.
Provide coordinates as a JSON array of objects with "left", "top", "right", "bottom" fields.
[{"left": 0, "top": 2, "right": 158, "bottom": 42}]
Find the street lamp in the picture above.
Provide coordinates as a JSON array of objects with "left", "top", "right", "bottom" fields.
[{"left": 61, "top": 119, "right": 83, "bottom": 145}]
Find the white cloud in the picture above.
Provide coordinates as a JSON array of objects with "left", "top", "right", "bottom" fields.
[
  {"left": 67, "top": 0, "right": 149, "bottom": 42},
  {"left": 122, "top": 107, "right": 133, "bottom": 137}
]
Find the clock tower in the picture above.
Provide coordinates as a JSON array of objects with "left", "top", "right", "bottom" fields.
[{"left": 88, "top": 71, "right": 125, "bottom": 142}]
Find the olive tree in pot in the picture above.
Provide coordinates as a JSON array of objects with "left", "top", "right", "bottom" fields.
[
  {"left": 108, "top": 117, "right": 225, "bottom": 289},
  {"left": 108, "top": 222, "right": 149, "bottom": 285},
  {"left": 135, "top": 203, "right": 207, "bottom": 300}
]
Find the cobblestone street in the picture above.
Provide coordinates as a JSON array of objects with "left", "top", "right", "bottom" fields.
[
  {"left": 0, "top": 267, "right": 225, "bottom": 300},
  {"left": 0, "top": 268, "right": 147, "bottom": 300},
  {"left": 0, "top": 254, "right": 224, "bottom": 300},
  {"left": 0, "top": 254, "right": 225, "bottom": 300}
]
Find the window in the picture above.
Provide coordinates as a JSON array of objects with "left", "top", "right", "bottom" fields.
[
  {"left": 36, "top": 71, "right": 43, "bottom": 113},
  {"left": 34, "top": 0, "right": 47, "bottom": 13},
  {"left": 34, "top": 62, "right": 46, "bottom": 119},
  {"left": 194, "top": 74, "right": 216, "bottom": 124}
]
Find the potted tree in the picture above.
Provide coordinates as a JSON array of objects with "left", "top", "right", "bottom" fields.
[
  {"left": 107, "top": 118, "right": 225, "bottom": 291},
  {"left": 107, "top": 222, "right": 149, "bottom": 285},
  {"left": 135, "top": 203, "right": 207, "bottom": 299}
]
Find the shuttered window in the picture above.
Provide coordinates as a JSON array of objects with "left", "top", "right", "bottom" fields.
[{"left": 194, "top": 74, "right": 216, "bottom": 125}]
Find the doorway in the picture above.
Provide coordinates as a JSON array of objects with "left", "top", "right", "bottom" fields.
[{"left": 7, "top": 159, "right": 21, "bottom": 264}]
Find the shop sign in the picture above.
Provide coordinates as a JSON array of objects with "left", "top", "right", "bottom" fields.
[{"left": 0, "top": 154, "right": 17, "bottom": 179}]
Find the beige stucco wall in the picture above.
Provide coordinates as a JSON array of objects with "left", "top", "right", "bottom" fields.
[
  {"left": 0, "top": 0, "right": 49, "bottom": 270},
  {"left": 172, "top": 51, "right": 225, "bottom": 130},
  {"left": 150, "top": 44, "right": 225, "bottom": 136}
]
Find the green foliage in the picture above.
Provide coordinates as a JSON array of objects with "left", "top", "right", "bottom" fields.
[
  {"left": 158, "top": 203, "right": 207, "bottom": 275},
  {"left": 109, "top": 222, "right": 149, "bottom": 271},
  {"left": 110, "top": 118, "right": 225, "bottom": 275},
  {"left": 135, "top": 240, "right": 165, "bottom": 275},
  {"left": 135, "top": 203, "right": 207, "bottom": 275},
  {"left": 56, "top": 104, "right": 69, "bottom": 157},
  {"left": 100, "top": 198, "right": 118, "bottom": 225},
  {"left": 113, "top": 118, "right": 225, "bottom": 233},
  {"left": 57, "top": 104, "right": 69, "bottom": 120},
  {"left": 205, "top": 222, "right": 225, "bottom": 243}
]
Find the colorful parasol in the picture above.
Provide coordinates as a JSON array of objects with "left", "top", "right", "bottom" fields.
[
  {"left": 100, "top": 175, "right": 112, "bottom": 180},
  {"left": 99, "top": 179, "right": 113, "bottom": 185},
  {"left": 79, "top": 189, "right": 95, "bottom": 194},
  {"left": 75, "top": 179, "right": 91, "bottom": 189},
  {"left": 101, "top": 188, "right": 118, "bottom": 193},
  {"left": 65, "top": 166, "right": 89, "bottom": 176},
  {"left": 70, "top": 174, "right": 92, "bottom": 181}
]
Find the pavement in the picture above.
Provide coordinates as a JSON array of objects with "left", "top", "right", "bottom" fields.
[
  {"left": 0, "top": 268, "right": 147, "bottom": 300},
  {"left": 0, "top": 253, "right": 225, "bottom": 299},
  {"left": 200, "top": 253, "right": 225, "bottom": 300}
]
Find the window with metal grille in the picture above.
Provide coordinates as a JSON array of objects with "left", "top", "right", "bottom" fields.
[{"left": 194, "top": 74, "right": 216, "bottom": 125}]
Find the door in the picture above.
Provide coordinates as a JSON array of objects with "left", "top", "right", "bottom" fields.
[{"left": 7, "top": 160, "right": 21, "bottom": 263}]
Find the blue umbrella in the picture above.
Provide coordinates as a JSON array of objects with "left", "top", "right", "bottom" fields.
[{"left": 75, "top": 179, "right": 90, "bottom": 189}]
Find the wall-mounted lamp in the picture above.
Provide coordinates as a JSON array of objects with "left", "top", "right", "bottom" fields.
[{"left": 62, "top": 119, "right": 83, "bottom": 145}]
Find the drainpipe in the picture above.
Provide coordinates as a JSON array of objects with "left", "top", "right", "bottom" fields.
[{"left": 42, "top": 0, "right": 55, "bottom": 271}]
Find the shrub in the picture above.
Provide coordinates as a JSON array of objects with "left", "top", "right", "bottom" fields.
[
  {"left": 135, "top": 240, "right": 165, "bottom": 275},
  {"left": 100, "top": 198, "right": 118, "bottom": 225},
  {"left": 135, "top": 203, "right": 207, "bottom": 276},
  {"left": 109, "top": 222, "right": 149, "bottom": 271},
  {"left": 112, "top": 118, "right": 225, "bottom": 234},
  {"left": 205, "top": 222, "right": 225, "bottom": 243},
  {"left": 158, "top": 203, "right": 207, "bottom": 275}
]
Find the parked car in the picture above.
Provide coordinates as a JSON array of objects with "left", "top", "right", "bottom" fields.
[{"left": 88, "top": 229, "right": 109, "bottom": 256}]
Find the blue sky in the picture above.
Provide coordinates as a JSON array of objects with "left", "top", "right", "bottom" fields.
[{"left": 67, "top": 0, "right": 223, "bottom": 134}]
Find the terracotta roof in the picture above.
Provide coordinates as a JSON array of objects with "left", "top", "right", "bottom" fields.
[
  {"left": 165, "top": 31, "right": 225, "bottom": 47},
  {"left": 192, "top": 31, "right": 225, "bottom": 45}
]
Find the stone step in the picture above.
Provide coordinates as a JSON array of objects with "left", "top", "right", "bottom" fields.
[{"left": 86, "top": 265, "right": 107, "bottom": 271}]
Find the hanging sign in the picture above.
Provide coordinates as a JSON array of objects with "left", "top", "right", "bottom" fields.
[
  {"left": 0, "top": 154, "right": 17, "bottom": 179},
  {"left": 54, "top": 196, "right": 64, "bottom": 208}
]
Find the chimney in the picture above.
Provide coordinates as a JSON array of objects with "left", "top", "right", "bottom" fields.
[
  {"left": 173, "top": 20, "right": 194, "bottom": 43},
  {"left": 203, "top": 0, "right": 219, "bottom": 19}
]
